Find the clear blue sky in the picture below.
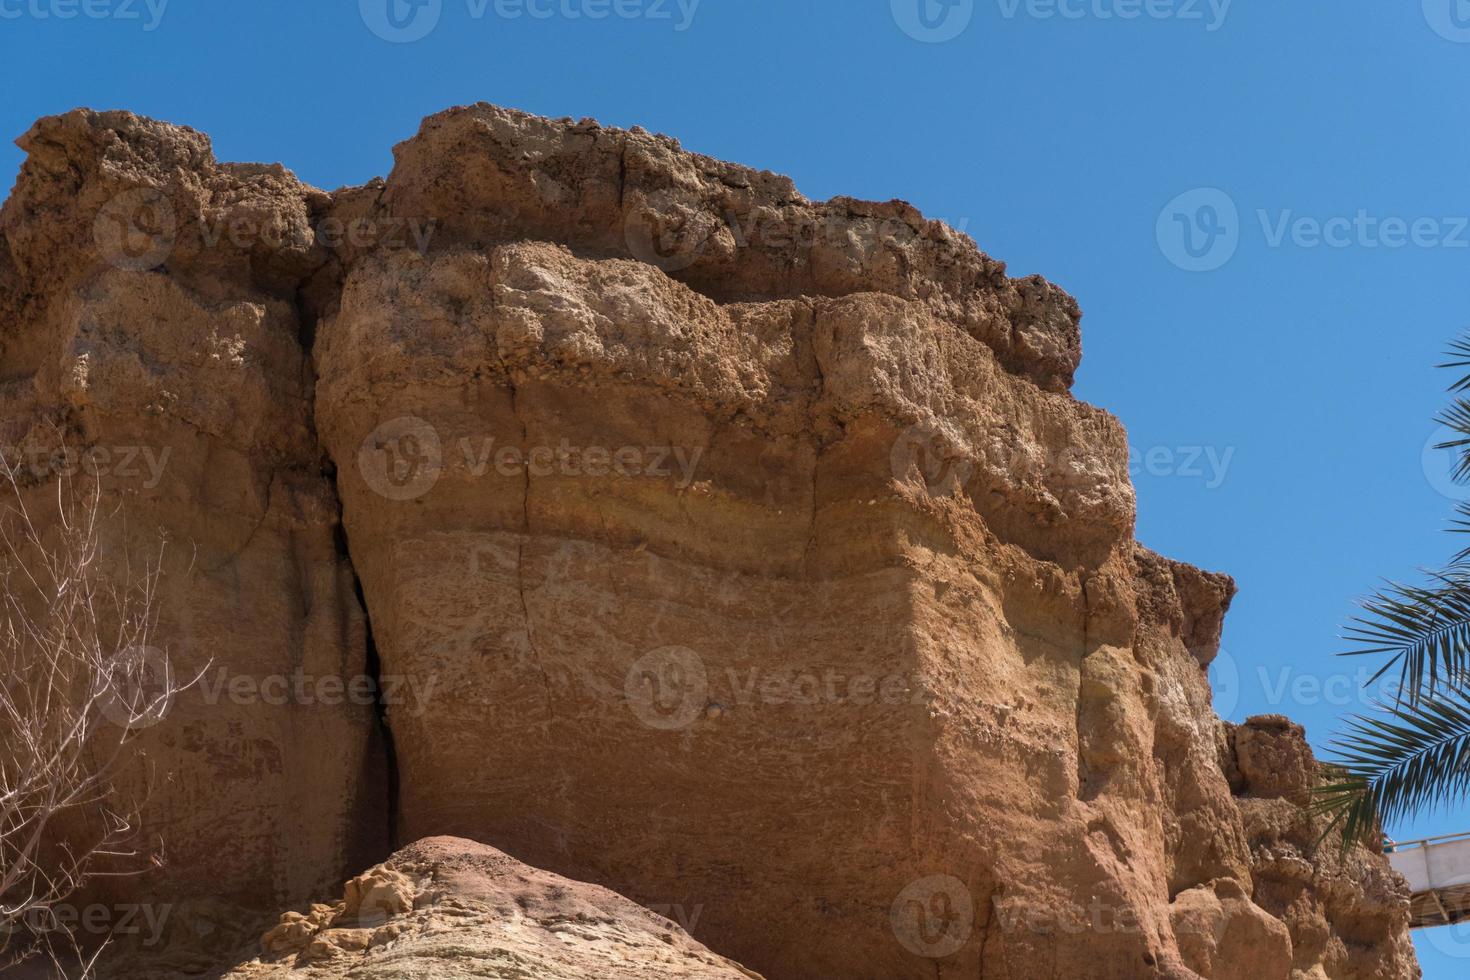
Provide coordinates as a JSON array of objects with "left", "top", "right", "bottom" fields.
[{"left": 3, "top": 0, "right": 1468, "bottom": 971}]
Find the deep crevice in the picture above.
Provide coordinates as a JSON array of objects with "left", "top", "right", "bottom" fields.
[
  {"left": 335, "top": 520, "right": 400, "bottom": 851},
  {"left": 505, "top": 373, "right": 555, "bottom": 722}
]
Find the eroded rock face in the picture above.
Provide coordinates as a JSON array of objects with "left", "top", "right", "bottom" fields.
[
  {"left": 371, "top": 104, "right": 1082, "bottom": 393},
  {"left": 0, "top": 109, "right": 384, "bottom": 966},
  {"left": 218, "top": 837, "right": 760, "bottom": 979},
  {"left": 0, "top": 104, "right": 1419, "bottom": 979},
  {"left": 1226, "top": 716, "right": 1419, "bottom": 979}
]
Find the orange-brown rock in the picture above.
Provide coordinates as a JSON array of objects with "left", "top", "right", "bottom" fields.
[
  {"left": 221, "top": 837, "right": 761, "bottom": 979},
  {"left": 0, "top": 104, "right": 1420, "bottom": 979},
  {"left": 0, "top": 108, "right": 385, "bottom": 966},
  {"left": 1226, "top": 716, "right": 1418, "bottom": 979}
]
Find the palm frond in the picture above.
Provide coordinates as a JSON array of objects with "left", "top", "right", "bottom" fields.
[
  {"left": 1439, "top": 334, "right": 1470, "bottom": 392},
  {"left": 1321, "top": 333, "right": 1470, "bottom": 843},
  {"left": 1448, "top": 503, "right": 1470, "bottom": 563},
  {"left": 1435, "top": 399, "right": 1470, "bottom": 482},
  {"left": 1313, "top": 687, "right": 1470, "bottom": 847},
  {"left": 1342, "top": 567, "right": 1470, "bottom": 702}
]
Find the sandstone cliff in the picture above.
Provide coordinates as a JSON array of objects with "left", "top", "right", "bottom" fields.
[{"left": 0, "top": 104, "right": 1420, "bottom": 979}]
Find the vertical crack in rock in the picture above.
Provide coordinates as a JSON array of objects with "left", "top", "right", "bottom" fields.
[
  {"left": 336, "top": 522, "right": 400, "bottom": 850},
  {"left": 1076, "top": 574, "right": 1094, "bottom": 801},
  {"left": 802, "top": 303, "right": 828, "bottom": 574},
  {"left": 616, "top": 140, "right": 628, "bottom": 211},
  {"left": 506, "top": 372, "right": 556, "bottom": 724},
  {"left": 298, "top": 238, "right": 398, "bottom": 855}
]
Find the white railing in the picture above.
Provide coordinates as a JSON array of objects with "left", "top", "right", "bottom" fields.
[{"left": 1386, "top": 831, "right": 1470, "bottom": 927}]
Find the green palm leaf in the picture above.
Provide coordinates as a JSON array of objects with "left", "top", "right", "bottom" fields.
[
  {"left": 1322, "top": 333, "right": 1470, "bottom": 841},
  {"left": 1449, "top": 502, "right": 1470, "bottom": 563},
  {"left": 1314, "top": 687, "right": 1470, "bottom": 846},
  {"left": 1341, "top": 567, "right": 1470, "bottom": 703},
  {"left": 1438, "top": 333, "right": 1470, "bottom": 393}
]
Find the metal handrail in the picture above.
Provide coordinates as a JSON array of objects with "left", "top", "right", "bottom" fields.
[{"left": 1383, "top": 830, "right": 1470, "bottom": 853}]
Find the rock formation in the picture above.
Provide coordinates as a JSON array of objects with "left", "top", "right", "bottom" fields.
[
  {"left": 1225, "top": 716, "right": 1416, "bottom": 979},
  {"left": 0, "top": 110, "right": 386, "bottom": 969},
  {"left": 220, "top": 837, "right": 759, "bottom": 979},
  {"left": 0, "top": 104, "right": 1420, "bottom": 978}
]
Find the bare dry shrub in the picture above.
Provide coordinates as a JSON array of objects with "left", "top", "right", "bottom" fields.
[{"left": 0, "top": 455, "right": 198, "bottom": 976}]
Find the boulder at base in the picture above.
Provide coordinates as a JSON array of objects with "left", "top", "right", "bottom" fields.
[{"left": 218, "top": 836, "right": 762, "bottom": 980}]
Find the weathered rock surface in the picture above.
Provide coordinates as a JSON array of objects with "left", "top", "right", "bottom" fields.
[
  {"left": 0, "top": 108, "right": 385, "bottom": 965},
  {"left": 1226, "top": 716, "right": 1418, "bottom": 979},
  {"left": 217, "top": 837, "right": 760, "bottom": 979},
  {"left": 0, "top": 104, "right": 1420, "bottom": 979}
]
